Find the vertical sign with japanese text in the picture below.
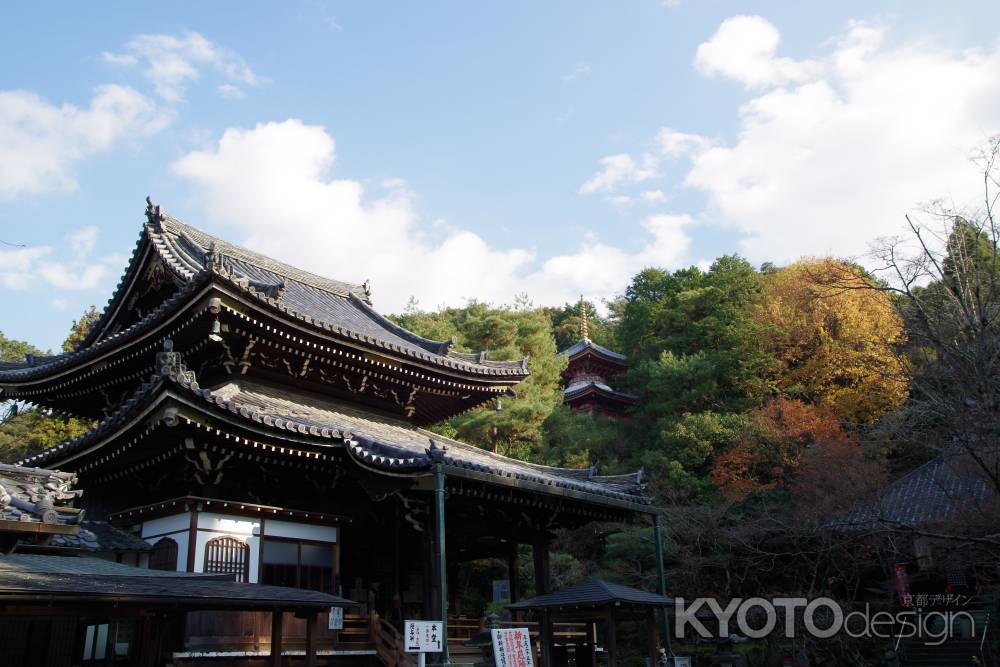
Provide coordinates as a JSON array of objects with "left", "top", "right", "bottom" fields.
[
  {"left": 404, "top": 620, "right": 443, "bottom": 653},
  {"left": 491, "top": 628, "right": 534, "bottom": 667}
]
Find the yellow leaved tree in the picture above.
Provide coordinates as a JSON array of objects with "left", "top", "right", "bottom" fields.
[{"left": 753, "top": 258, "right": 908, "bottom": 424}]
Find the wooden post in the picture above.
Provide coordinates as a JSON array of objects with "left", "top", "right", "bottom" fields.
[
  {"left": 305, "top": 611, "right": 319, "bottom": 667},
  {"left": 186, "top": 508, "right": 199, "bottom": 572},
  {"left": 647, "top": 610, "right": 659, "bottom": 667},
  {"left": 270, "top": 610, "right": 284, "bottom": 667},
  {"left": 606, "top": 607, "right": 617, "bottom": 667},
  {"left": 533, "top": 538, "right": 551, "bottom": 595},
  {"left": 434, "top": 461, "right": 450, "bottom": 664},
  {"left": 538, "top": 609, "right": 553, "bottom": 667},
  {"left": 653, "top": 513, "right": 671, "bottom": 657},
  {"left": 507, "top": 541, "right": 520, "bottom": 604},
  {"left": 332, "top": 540, "right": 342, "bottom": 596}
]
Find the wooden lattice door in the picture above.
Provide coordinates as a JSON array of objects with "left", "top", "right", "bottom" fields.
[{"left": 203, "top": 536, "right": 249, "bottom": 582}]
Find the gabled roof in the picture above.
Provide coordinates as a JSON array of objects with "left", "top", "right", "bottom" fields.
[
  {"left": 836, "top": 454, "right": 996, "bottom": 530},
  {"left": 508, "top": 579, "right": 672, "bottom": 609},
  {"left": 560, "top": 338, "right": 628, "bottom": 364},
  {"left": 19, "top": 359, "right": 651, "bottom": 511},
  {"left": 0, "top": 199, "right": 528, "bottom": 385}
]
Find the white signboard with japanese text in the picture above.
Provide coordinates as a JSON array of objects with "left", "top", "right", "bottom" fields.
[
  {"left": 328, "top": 607, "right": 344, "bottom": 630},
  {"left": 404, "top": 620, "right": 444, "bottom": 653},
  {"left": 491, "top": 628, "right": 534, "bottom": 667}
]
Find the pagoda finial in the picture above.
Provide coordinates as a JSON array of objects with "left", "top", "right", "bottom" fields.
[{"left": 580, "top": 295, "right": 590, "bottom": 341}]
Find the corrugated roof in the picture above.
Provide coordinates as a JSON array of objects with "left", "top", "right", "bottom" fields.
[{"left": 508, "top": 579, "right": 671, "bottom": 609}]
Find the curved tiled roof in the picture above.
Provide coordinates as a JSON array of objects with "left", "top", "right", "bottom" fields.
[
  {"left": 0, "top": 277, "right": 208, "bottom": 383},
  {"left": 560, "top": 338, "right": 628, "bottom": 363},
  {"left": 564, "top": 380, "right": 638, "bottom": 405},
  {"left": 1, "top": 200, "right": 528, "bottom": 384},
  {"left": 21, "top": 361, "right": 650, "bottom": 509},
  {"left": 153, "top": 216, "right": 529, "bottom": 377}
]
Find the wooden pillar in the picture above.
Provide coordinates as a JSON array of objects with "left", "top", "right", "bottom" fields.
[
  {"left": 507, "top": 541, "right": 520, "bottom": 603},
  {"left": 270, "top": 610, "right": 284, "bottom": 667},
  {"left": 653, "top": 513, "right": 671, "bottom": 657},
  {"left": 647, "top": 610, "right": 659, "bottom": 667},
  {"left": 538, "top": 609, "right": 553, "bottom": 667},
  {"left": 332, "top": 540, "right": 342, "bottom": 596},
  {"left": 305, "top": 611, "right": 319, "bottom": 667},
  {"left": 533, "top": 538, "right": 551, "bottom": 595},
  {"left": 433, "top": 461, "right": 450, "bottom": 664},
  {"left": 186, "top": 508, "right": 199, "bottom": 572},
  {"left": 605, "top": 607, "right": 617, "bottom": 667}
]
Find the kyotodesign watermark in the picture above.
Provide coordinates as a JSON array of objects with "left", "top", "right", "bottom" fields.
[{"left": 674, "top": 597, "right": 976, "bottom": 646}]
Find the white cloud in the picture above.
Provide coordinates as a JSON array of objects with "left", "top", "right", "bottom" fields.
[
  {"left": 640, "top": 189, "right": 668, "bottom": 203},
  {"left": 682, "top": 19, "right": 1000, "bottom": 263},
  {"left": 579, "top": 153, "right": 658, "bottom": 194},
  {"left": 662, "top": 0, "right": 681, "bottom": 7},
  {"left": 0, "top": 85, "right": 168, "bottom": 199},
  {"left": 562, "top": 62, "right": 592, "bottom": 84},
  {"left": 0, "top": 227, "right": 112, "bottom": 291},
  {"left": 585, "top": 18, "right": 1000, "bottom": 267},
  {"left": 0, "top": 246, "right": 51, "bottom": 289},
  {"left": 694, "top": 15, "right": 820, "bottom": 89},
  {"left": 104, "top": 32, "right": 261, "bottom": 102},
  {"left": 171, "top": 120, "right": 695, "bottom": 313}
]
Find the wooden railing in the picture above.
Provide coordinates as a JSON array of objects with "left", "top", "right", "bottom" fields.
[{"left": 373, "top": 614, "right": 414, "bottom": 667}]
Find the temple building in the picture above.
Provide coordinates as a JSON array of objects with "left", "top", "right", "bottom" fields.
[
  {"left": 558, "top": 303, "right": 638, "bottom": 418},
  {"left": 0, "top": 200, "right": 662, "bottom": 666}
]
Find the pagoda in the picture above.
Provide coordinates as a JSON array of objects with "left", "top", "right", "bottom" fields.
[
  {"left": 559, "top": 300, "right": 638, "bottom": 418},
  {"left": 0, "top": 200, "right": 659, "bottom": 663}
]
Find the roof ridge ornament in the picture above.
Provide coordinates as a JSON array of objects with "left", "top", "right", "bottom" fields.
[
  {"left": 155, "top": 339, "right": 196, "bottom": 384},
  {"left": 145, "top": 196, "right": 163, "bottom": 226},
  {"left": 426, "top": 439, "right": 448, "bottom": 462}
]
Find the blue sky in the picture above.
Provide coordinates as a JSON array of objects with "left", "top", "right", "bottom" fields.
[{"left": 3, "top": 1, "right": 1000, "bottom": 352}]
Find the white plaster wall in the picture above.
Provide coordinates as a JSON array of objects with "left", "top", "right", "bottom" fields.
[
  {"left": 264, "top": 520, "right": 337, "bottom": 543},
  {"left": 140, "top": 513, "right": 190, "bottom": 538}
]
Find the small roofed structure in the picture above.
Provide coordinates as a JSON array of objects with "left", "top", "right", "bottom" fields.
[
  {"left": 559, "top": 299, "right": 638, "bottom": 418},
  {"left": 508, "top": 579, "right": 672, "bottom": 667},
  {"left": 0, "top": 463, "right": 83, "bottom": 553}
]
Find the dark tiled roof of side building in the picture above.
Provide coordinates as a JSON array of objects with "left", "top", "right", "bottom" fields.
[
  {"left": 834, "top": 454, "right": 996, "bottom": 530},
  {"left": 508, "top": 579, "right": 672, "bottom": 610}
]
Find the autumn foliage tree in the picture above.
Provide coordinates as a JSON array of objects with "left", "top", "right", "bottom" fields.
[{"left": 752, "top": 258, "right": 908, "bottom": 424}]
